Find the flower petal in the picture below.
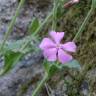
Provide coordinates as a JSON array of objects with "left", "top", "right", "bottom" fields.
[
  {"left": 39, "top": 38, "right": 56, "bottom": 50},
  {"left": 58, "top": 49, "right": 73, "bottom": 64},
  {"left": 49, "top": 31, "right": 64, "bottom": 44},
  {"left": 62, "top": 42, "right": 77, "bottom": 52},
  {"left": 43, "top": 48, "right": 57, "bottom": 61}
]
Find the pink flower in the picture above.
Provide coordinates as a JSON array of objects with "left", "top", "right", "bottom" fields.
[{"left": 39, "top": 31, "right": 77, "bottom": 64}]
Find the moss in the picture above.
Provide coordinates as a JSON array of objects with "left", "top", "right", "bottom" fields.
[{"left": 56, "top": 0, "right": 96, "bottom": 95}]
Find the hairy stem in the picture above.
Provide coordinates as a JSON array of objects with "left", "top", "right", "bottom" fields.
[
  {"left": 73, "top": 7, "right": 94, "bottom": 42},
  {"left": 0, "top": 0, "right": 25, "bottom": 51},
  {"left": 52, "top": 0, "right": 58, "bottom": 30},
  {"left": 32, "top": 74, "right": 48, "bottom": 96},
  {"left": 20, "top": 12, "right": 52, "bottom": 51}
]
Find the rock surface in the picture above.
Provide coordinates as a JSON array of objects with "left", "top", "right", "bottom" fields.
[
  {"left": 0, "top": 53, "right": 43, "bottom": 96},
  {"left": 0, "top": 0, "right": 51, "bottom": 96}
]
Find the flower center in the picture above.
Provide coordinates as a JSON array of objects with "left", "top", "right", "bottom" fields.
[{"left": 56, "top": 44, "right": 61, "bottom": 49}]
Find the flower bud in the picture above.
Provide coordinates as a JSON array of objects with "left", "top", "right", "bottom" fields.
[
  {"left": 64, "top": 0, "right": 79, "bottom": 8},
  {"left": 72, "top": 0, "right": 79, "bottom": 3}
]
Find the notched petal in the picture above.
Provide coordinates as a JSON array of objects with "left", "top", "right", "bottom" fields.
[
  {"left": 49, "top": 31, "right": 65, "bottom": 44},
  {"left": 62, "top": 42, "right": 77, "bottom": 52},
  {"left": 43, "top": 48, "right": 57, "bottom": 61},
  {"left": 58, "top": 49, "right": 73, "bottom": 64},
  {"left": 39, "top": 38, "right": 56, "bottom": 50}
]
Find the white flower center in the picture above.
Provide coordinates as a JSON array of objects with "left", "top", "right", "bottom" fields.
[{"left": 56, "top": 44, "right": 61, "bottom": 49}]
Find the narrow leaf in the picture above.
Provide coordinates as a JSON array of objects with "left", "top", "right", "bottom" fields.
[
  {"left": 1, "top": 52, "right": 22, "bottom": 75},
  {"left": 28, "top": 18, "right": 39, "bottom": 34}
]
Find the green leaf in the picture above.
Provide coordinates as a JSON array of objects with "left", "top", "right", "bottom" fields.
[
  {"left": 6, "top": 40, "right": 31, "bottom": 54},
  {"left": 43, "top": 59, "right": 81, "bottom": 78},
  {"left": 0, "top": 34, "right": 39, "bottom": 75},
  {"left": 43, "top": 60, "right": 50, "bottom": 73},
  {"left": 48, "top": 64, "right": 61, "bottom": 77},
  {"left": 43, "top": 61, "right": 61, "bottom": 77},
  {"left": 56, "top": 0, "right": 66, "bottom": 19},
  {"left": 28, "top": 18, "right": 40, "bottom": 34},
  {"left": 0, "top": 52, "right": 22, "bottom": 75},
  {"left": 0, "top": 35, "right": 38, "bottom": 55},
  {"left": 62, "top": 60, "right": 81, "bottom": 70},
  {"left": 56, "top": 4, "right": 64, "bottom": 18}
]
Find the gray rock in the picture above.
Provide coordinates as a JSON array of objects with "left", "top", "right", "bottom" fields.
[
  {"left": 0, "top": 0, "right": 51, "bottom": 96},
  {"left": 0, "top": 52, "right": 43, "bottom": 96}
]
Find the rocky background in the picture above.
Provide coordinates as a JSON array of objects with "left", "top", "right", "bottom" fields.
[{"left": 0, "top": 0, "right": 96, "bottom": 96}]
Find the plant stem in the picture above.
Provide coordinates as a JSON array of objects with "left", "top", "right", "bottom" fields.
[
  {"left": 0, "top": 10, "right": 53, "bottom": 75},
  {"left": 0, "top": 0, "right": 25, "bottom": 51},
  {"left": 21, "top": 2, "right": 61, "bottom": 51},
  {"left": 20, "top": 11, "right": 53, "bottom": 50},
  {"left": 73, "top": 7, "right": 94, "bottom": 42},
  {"left": 52, "top": 0, "right": 57, "bottom": 30},
  {"left": 33, "top": 12, "right": 53, "bottom": 36},
  {"left": 32, "top": 73, "right": 48, "bottom": 96}
]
